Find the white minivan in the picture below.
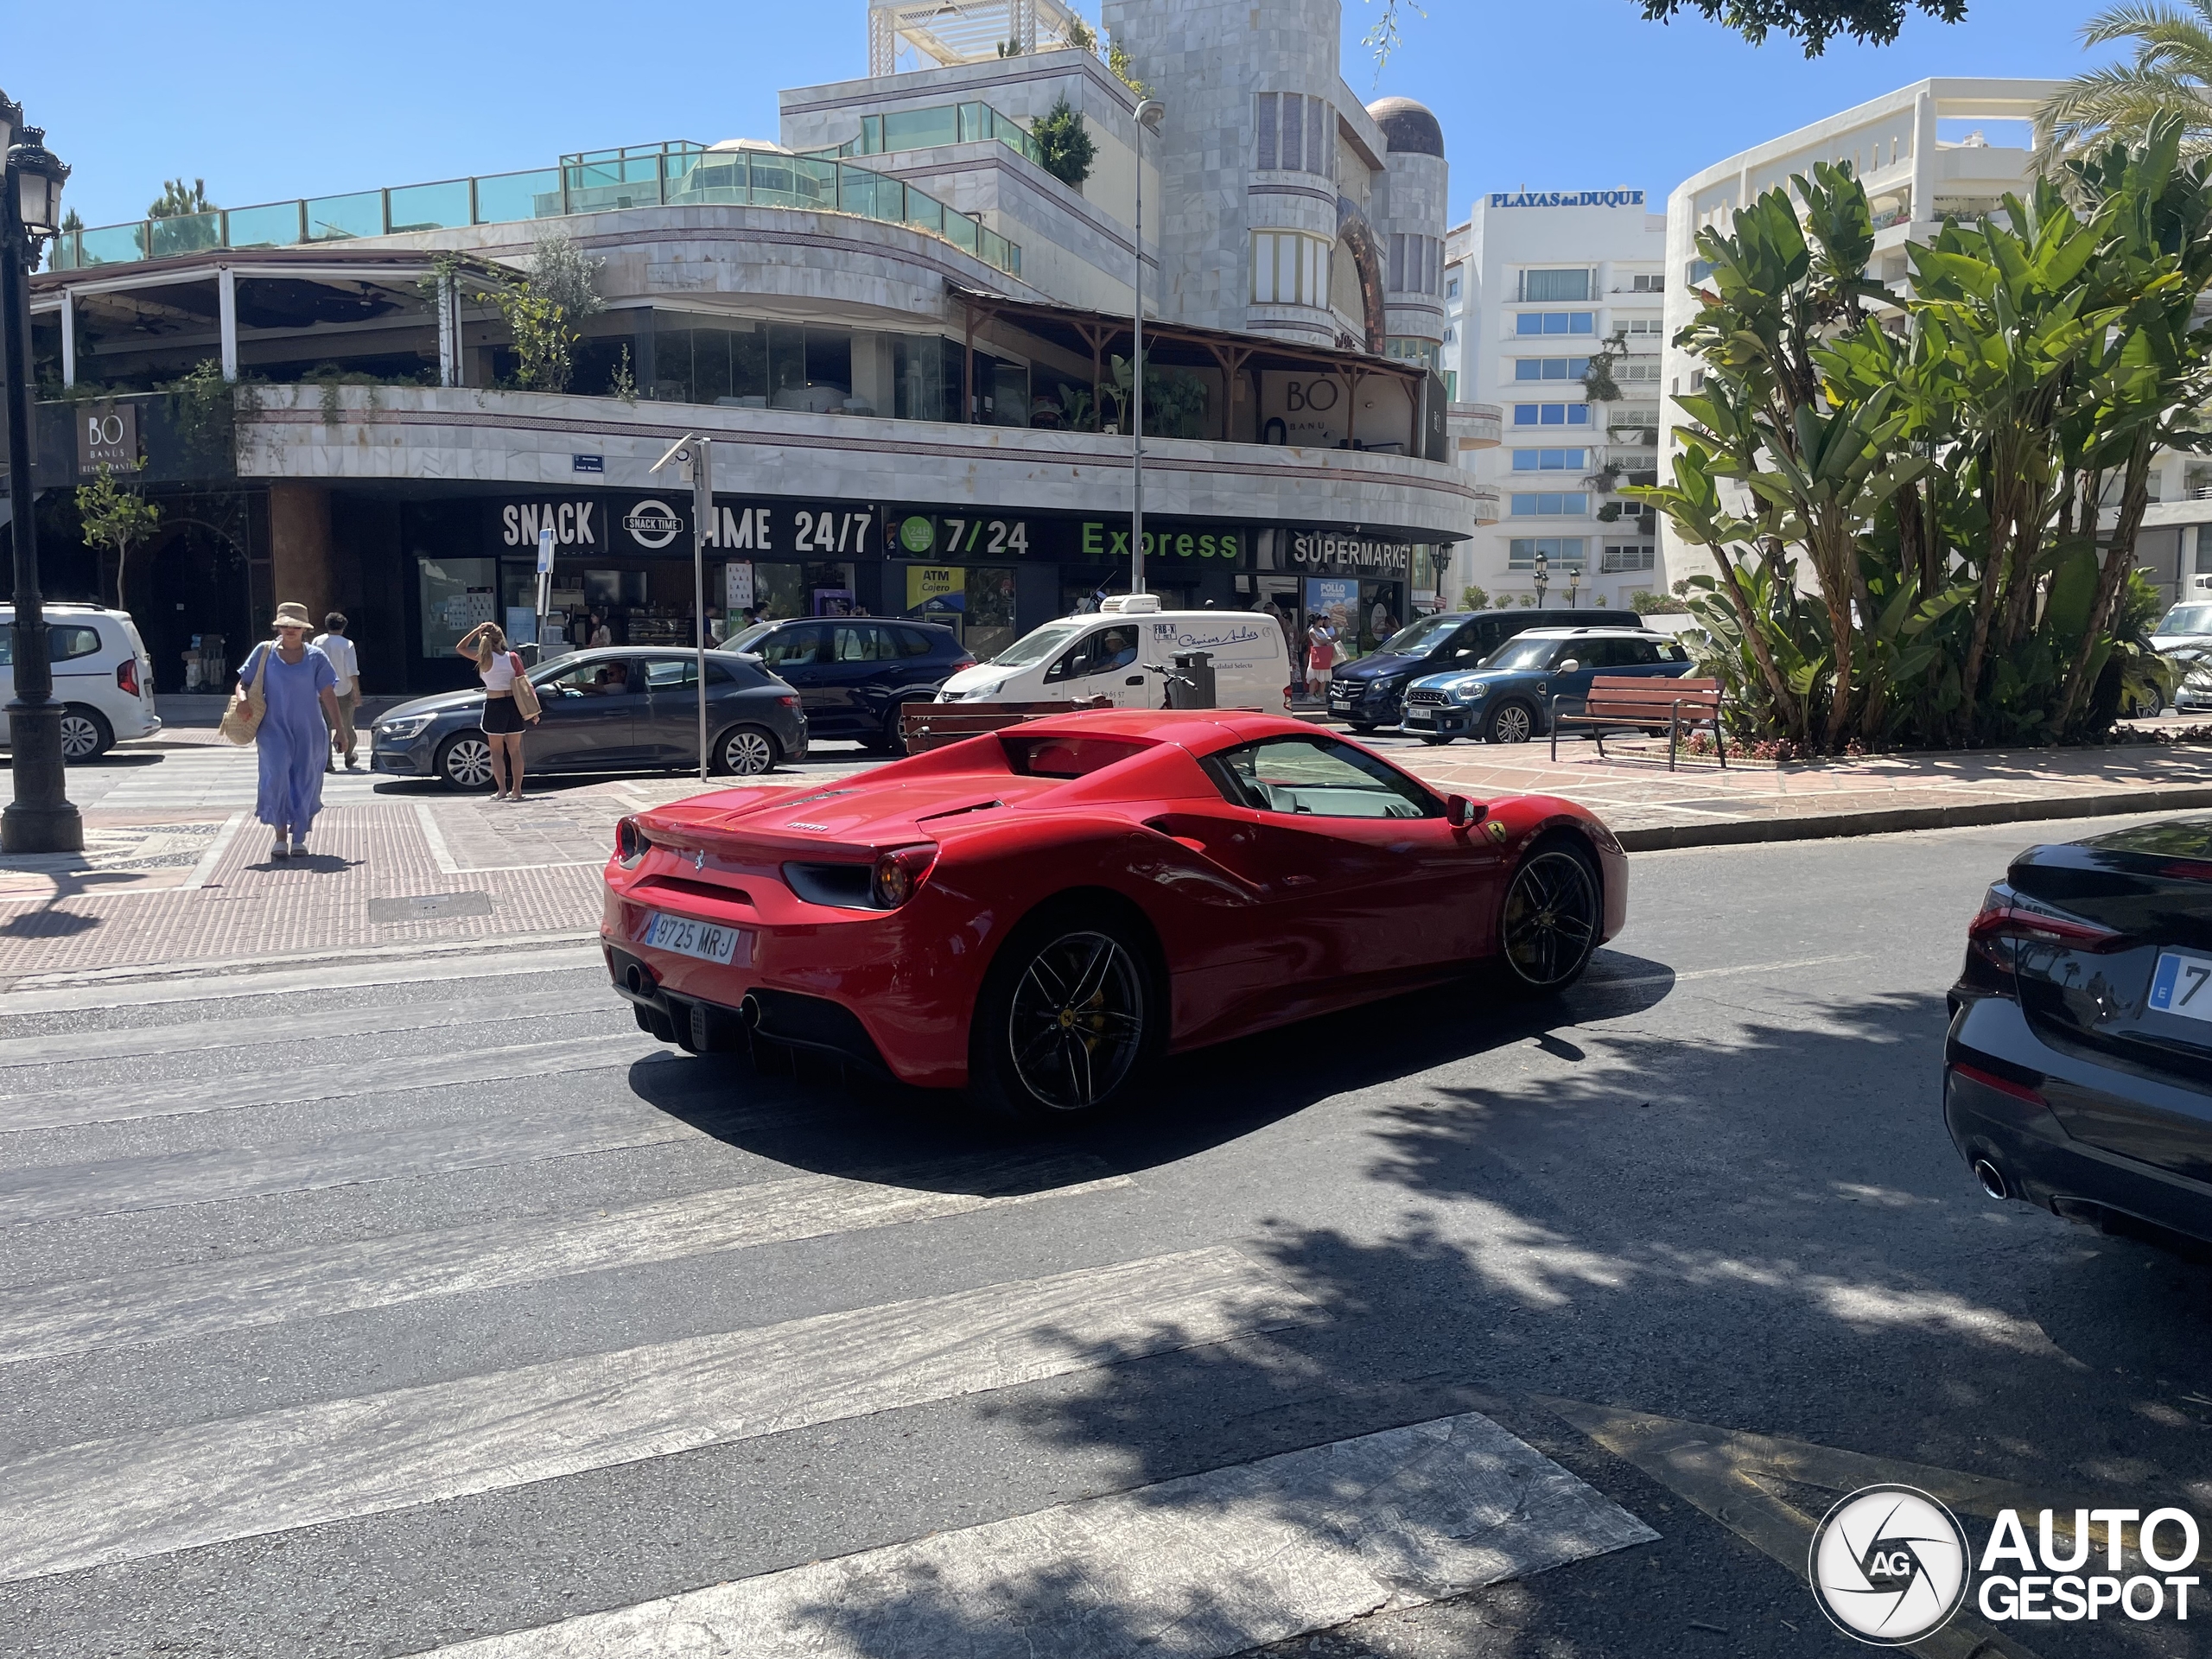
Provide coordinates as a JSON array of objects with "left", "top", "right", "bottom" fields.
[
  {"left": 0, "top": 603, "right": 162, "bottom": 760},
  {"left": 934, "top": 595, "right": 1292, "bottom": 712}
]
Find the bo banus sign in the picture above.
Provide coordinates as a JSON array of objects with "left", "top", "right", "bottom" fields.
[
  {"left": 887, "top": 507, "right": 1254, "bottom": 568},
  {"left": 1287, "top": 529, "right": 1413, "bottom": 576},
  {"left": 489, "top": 495, "right": 880, "bottom": 559}
]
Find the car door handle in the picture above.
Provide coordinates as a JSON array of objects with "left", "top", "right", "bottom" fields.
[{"left": 1125, "top": 676, "right": 1144, "bottom": 686}]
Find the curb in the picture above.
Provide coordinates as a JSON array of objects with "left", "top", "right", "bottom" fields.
[{"left": 1611, "top": 786, "right": 2212, "bottom": 852}]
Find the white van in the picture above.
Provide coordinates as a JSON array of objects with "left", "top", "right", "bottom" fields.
[
  {"left": 934, "top": 595, "right": 1292, "bottom": 712},
  {"left": 0, "top": 603, "right": 162, "bottom": 760}
]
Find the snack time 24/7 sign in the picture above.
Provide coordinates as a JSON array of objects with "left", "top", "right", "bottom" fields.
[{"left": 491, "top": 496, "right": 878, "bottom": 558}]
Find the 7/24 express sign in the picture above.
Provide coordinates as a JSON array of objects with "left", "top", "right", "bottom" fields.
[{"left": 891, "top": 510, "right": 1249, "bottom": 565}]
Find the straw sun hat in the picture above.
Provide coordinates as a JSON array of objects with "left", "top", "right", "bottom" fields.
[{"left": 271, "top": 602, "right": 313, "bottom": 632}]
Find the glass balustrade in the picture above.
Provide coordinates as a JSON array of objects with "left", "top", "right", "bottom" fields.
[{"left": 49, "top": 139, "right": 1019, "bottom": 277}]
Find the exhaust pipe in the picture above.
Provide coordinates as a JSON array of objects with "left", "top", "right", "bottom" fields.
[
  {"left": 739, "top": 994, "right": 764, "bottom": 1032},
  {"left": 1973, "top": 1159, "right": 2010, "bottom": 1202},
  {"left": 625, "top": 963, "right": 656, "bottom": 996}
]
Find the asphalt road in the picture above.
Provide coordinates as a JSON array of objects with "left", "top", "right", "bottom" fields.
[{"left": 3, "top": 814, "right": 2208, "bottom": 1658}]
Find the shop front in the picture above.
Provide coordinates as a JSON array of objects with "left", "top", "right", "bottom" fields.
[{"left": 1255, "top": 527, "right": 1415, "bottom": 683}]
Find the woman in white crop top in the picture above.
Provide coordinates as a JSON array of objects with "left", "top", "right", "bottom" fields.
[{"left": 455, "top": 622, "right": 537, "bottom": 799}]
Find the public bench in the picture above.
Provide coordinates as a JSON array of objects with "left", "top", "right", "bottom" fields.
[
  {"left": 897, "top": 697, "right": 1115, "bottom": 754},
  {"left": 1549, "top": 676, "right": 1726, "bottom": 772}
]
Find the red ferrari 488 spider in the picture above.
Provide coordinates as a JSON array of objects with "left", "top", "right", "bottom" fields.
[{"left": 602, "top": 709, "right": 1626, "bottom": 1120}]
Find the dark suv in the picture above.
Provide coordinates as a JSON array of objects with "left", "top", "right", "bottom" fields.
[
  {"left": 729, "top": 617, "right": 974, "bottom": 750},
  {"left": 1326, "top": 608, "right": 1643, "bottom": 731}
]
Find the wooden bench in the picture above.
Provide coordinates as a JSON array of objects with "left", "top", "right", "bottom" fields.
[
  {"left": 897, "top": 697, "right": 1115, "bottom": 754},
  {"left": 1549, "top": 676, "right": 1726, "bottom": 771}
]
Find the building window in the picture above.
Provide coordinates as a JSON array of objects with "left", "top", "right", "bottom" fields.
[
  {"left": 1442, "top": 325, "right": 1456, "bottom": 344},
  {"left": 1388, "top": 233, "right": 1442, "bottom": 296},
  {"left": 1510, "top": 537, "right": 1587, "bottom": 569},
  {"left": 1511, "top": 448, "right": 1586, "bottom": 471},
  {"left": 2196, "top": 525, "right": 2212, "bottom": 575},
  {"left": 1515, "top": 311, "right": 1594, "bottom": 336},
  {"left": 1616, "top": 360, "right": 1661, "bottom": 383},
  {"left": 1601, "top": 543, "right": 1656, "bottom": 573},
  {"left": 1514, "top": 357, "right": 1590, "bottom": 382},
  {"left": 1446, "top": 275, "right": 1461, "bottom": 301},
  {"left": 1628, "top": 273, "right": 1663, "bottom": 293},
  {"left": 1442, "top": 369, "right": 1458, "bottom": 399},
  {"left": 1252, "top": 230, "right": 1331, "bottom": 306},
  {"left": 1623, "top": 317, "right": 1663, "bottom": 337},
  {"left": 1688, "top": 259, "right": 1714, "bottom": 284},
  {"left": 1513, "top": 403, "right": 1591, "bottom": 426},
  {"left": 1255, "top": 92, "right": 1332, "bottom": 177},
  {"left": 1510, "top": 493, "right": 1589, "bottom": 517},
  {"left": 1384, "top": 335, "right": 1441, "bottom": 368},
  {"left": 1520, "top": 268, "right": 1592, "bottom": 302}
]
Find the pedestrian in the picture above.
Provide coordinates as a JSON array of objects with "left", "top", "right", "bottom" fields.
[
  {"left": 588, "top": 611, "right": 613, "bottom": 648},
  {"left": 241, "top": 601, "right": 342, "bottom": 860},
  {"left": 457, "top": 621, "right": 540, "bottom": 801},
  {"left": 1305, "top": 613, "right": 1336, "bottom": 696},
  {"left": 312, "top": 611, "right": 361, "bottom": 772}
]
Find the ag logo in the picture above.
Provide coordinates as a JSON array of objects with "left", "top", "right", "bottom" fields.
[
  {"left": 624, "top": 499, "right": 683, "bottom": 550},
  {"left": 1808, "top": 1485, "right": 1969, "bottom": 1645},
  {"left": 899, "top": 515, "right": 936, "bottom": 554}
]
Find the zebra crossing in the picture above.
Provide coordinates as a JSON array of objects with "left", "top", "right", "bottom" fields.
[{"left": 0, "top": 940, "right": 1655, "bottom": 1657}]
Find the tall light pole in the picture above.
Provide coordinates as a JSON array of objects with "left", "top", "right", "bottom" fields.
[
  {"left": 1128, "top": 96, "right": 1163, "bottom": 597},
  {"left": 651, "top": 432, "right": 713, "bottom": 784},
  {"left": 2, "top": 98, "right": 81, "bottom": 855},
  {"left": 1533, "top": 548, "right": 1550, "bottom": 611}
]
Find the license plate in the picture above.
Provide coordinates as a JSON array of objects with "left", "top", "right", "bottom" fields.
[
  {"left": 640, "top": 911, "right": 747, "bottom": 966},
  {"left": 2149, "top": 952, "right": 2212, "bottom": 1023}
]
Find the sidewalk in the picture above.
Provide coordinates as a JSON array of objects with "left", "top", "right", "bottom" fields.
[{"left": 3, "top": 736, "right": 2209, "bottom": 986}]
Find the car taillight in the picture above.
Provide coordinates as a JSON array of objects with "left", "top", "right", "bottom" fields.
[
  {"left": 774, "top": 694, "right": 799, "bottom": 709},
  {"left": 1967, "top": 883, "right": 2125, "bottom": 969},
  {"left": 872, "top": 842, "right": 938, "bottom": 908},
  {"left": 117, "top": 658, "right": 139, "bottom": 696},
  {"left": 952, "top": 655, "right": 976, "bottom": 670},
  {"left": 615, "top": 816, "right": 648, "bottom": 865},
  {"left": 1950, "top": 1060, "right": 2047, "bottom": 1108}
]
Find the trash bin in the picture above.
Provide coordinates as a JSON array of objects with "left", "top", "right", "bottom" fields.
[{"left": 1165, "top": 650, "right": 1217, "bottom": 709}]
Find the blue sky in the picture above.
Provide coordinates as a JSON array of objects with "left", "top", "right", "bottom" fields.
[{"left": 15, "top": 1, "right": 2119, "bottom": 234}]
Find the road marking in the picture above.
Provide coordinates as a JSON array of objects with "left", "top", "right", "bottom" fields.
[
  {"left": 0, "top": 1247, "right": 1318, "bottom": 1584},
  {"left": 180, "top": 810, "right": 247, "bottom": 891},
  {"left": 0, "top": 987, "right": 620, "bottom": 1071},
  {"left": 0, "top": 1155, "right": 1136, "bottom": 1363},
  {"left": 1546, "top": 1399, "right": 2056, "bottom": 1659},
  {"left": 0, "top": 1030, "right": 648, "bottom": 1136},
  {"left": 0, "top": 941, "right": 602, "bottom": 1015},
  {"left": 1580, "top": 951, "right": 1875, "bottom": 995},
  {"left": 404, "top": 1408, "right": 1654, "bottom": 1659},
  {"left": 0, "top": 1073, "right": 715, "bottom": 1224},
  {"left": 415, "top": 802, "right": 461, "bottom": 875}
]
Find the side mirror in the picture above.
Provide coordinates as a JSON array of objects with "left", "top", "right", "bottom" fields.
[
  {"left": 1557, "top": 658, "right": 1580, "bottom": 673},
  {"left": 1446, "top": 794, "right": 1485, "bottom": 830},
  {"left": 1455, "top": 648, "right": 1477, "bottom": 658}
]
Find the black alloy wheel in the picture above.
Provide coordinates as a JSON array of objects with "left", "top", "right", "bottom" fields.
[
  {"left": 436, "top": 733, "right": 495, "bottom": 791},
  {"left": 1485, "top": 701, "right": 1535, "bottom": 745},
  {"left": 973, "top": 909, "right": 1155, "bottom": 1122},
  {"left": 710, "top": 725, "right": 779, "bottom": 777},
  {"left": 59, "top": 706, "right": 112, "bottom": 762},
  {"left": 1499, "top": 840, "right": 1601, "bottom": 995}
]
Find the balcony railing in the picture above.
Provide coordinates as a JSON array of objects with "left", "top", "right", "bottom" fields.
[
  {"left": 51, "top": 139, "right": 1022, "bottom": 279},
  {"left": 826, "top": 99, "right": 1043, "bottom": 168}
]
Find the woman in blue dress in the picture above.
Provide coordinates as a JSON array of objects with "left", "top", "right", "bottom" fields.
[{"left": 240, "top": 601, "right": 342, "bottom": 858}]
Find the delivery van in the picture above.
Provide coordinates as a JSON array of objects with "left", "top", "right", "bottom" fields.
[{"left": 933, "top": 594, "right": 1292, "bottom": 712}]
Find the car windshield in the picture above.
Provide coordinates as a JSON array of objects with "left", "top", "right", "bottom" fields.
[
  {"left": 1374, "top": 614, "right": 1460, "bottom": 657},
  {"left": 2158, "top": 603, "right": 2212, "bottom": 638},
  {"left": 1481, "top": 637, "right": 1558, "bottom": 671},
  {"left": 987, "top": 620, "right": 1088, "bottom": 668},
  {"left": 728, "top": 622, "right": 778, "bottom": 652}
]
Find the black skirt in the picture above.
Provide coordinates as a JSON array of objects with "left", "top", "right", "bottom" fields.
[{"left": 480, "top": 695, "right": 526, "bottom": 735}]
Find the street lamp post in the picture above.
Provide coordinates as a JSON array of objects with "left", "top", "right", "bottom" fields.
[
  {"left": 1431, "top": 543, "right": 1451, "bottom": 609},
  {"left": 1128, "top": 97, "right": 1163, "bottom": 597},
  {"left": 1532, "top": 549, "right": 1549, "bottom": 611},
  {"left": 1, "top": 98, "right": 82, "bottom": 855}
]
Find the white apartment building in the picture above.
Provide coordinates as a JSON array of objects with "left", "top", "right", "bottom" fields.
[
  {"left": 1654, "top": 79, "right": 2212, "bottom": 612},
  {"left": 1443, "top": 192, "right": 1669, "bottom": 611}
]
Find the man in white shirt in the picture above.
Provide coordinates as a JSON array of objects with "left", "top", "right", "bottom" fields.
[{"left": 312, "top": 612, "right": 363, "bottom": 772}]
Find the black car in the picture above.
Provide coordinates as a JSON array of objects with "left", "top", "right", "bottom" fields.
[
  {"left": 370, "top": 648, "right": 809, "bottom": 791},
  {"left": 1945, "top": 817, "right": 2212, "bottom": 1248},
  {"left": 728, "top": 617, "right": 974, "bottom": 750},
  {"left": 1326, "top": 608, "right": 1647, "bottom": 731}
]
